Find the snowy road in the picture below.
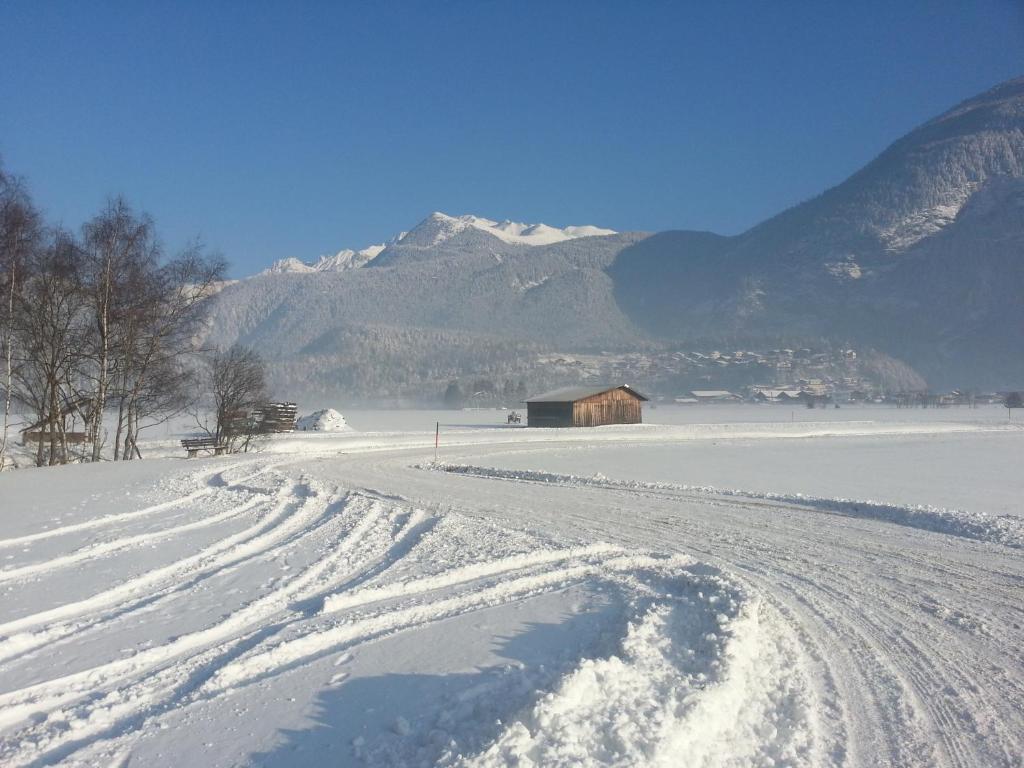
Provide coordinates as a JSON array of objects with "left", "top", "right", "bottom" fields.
[{"left": 0, "top": 420, "right": 1021, "bottom": 766}]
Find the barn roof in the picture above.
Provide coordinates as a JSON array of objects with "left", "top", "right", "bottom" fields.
[{"left": 525, "top": 384, "right": 649, "bottom": 403}]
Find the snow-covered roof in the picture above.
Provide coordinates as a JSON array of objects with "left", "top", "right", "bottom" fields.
[
  {"left": 755, "top": 389, "right": 804, "bottom": 398},
  {"left": 689, "top": 390, "right": 737, "bottom": 398},
  {"left": 526, "top": 385, "right": 649, "bottom": 403}
]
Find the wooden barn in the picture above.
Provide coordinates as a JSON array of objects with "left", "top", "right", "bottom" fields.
[{"left": 525, "top": 385, "right": 648, "bottom": 428}]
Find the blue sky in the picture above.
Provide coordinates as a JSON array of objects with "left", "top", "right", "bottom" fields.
[{"left": 1, "top": 1, "right": 1022, "bottom": 277}]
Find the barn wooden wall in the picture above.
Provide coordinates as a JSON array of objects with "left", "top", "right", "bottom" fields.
[{"left": 572, "top": 389, "right": 643, "bottom": 427}]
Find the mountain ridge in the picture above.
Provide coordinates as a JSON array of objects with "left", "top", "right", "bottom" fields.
[
  {"left": 206, "top": 76, "right": 1024, "bottom": 397},
  {"left": 252, "top": 212, "right": 619, "bottom": 276},
  {"left": 610, "top": 74, "right": 1024, "bottom": 387}
]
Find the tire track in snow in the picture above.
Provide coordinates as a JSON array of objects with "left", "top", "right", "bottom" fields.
[
  {"left": 320, "top": 542, "right": 623, "bottom": 615},
  {"left": 0, "top": 514, "right": 706, "bottom": 768},
  {"left": 711, "top": 517, "right": 1024, "bottom": 768},
  {"left": 0, "top": 471, "right": 319, "bottom": 663},
  {"left": 797, "top": 552, "right": 998, "bottom": 768},
  {"left": 736, "top": 546, "right": 943, "bottom": 766},
  {"left": 3, "top": 431, "right": 1020, "bottom": 766},
  {"left": 466, "top": 472, "right": 1023, "bottom": 767},
  {"left": 827, "top": 561, "right": 1022, "bottom": 767},
  {"left": 204, "top": 552, "right": 689, "bottom": 694},
  {"left": 0, "top": 490, "right": 264, "bottom": 584},
  {"left": 0, "top": 462, "right": 254, "bottom": 549},
  {"left": 268, "top": 549, "right": 814, "bottom": 768},
  {"left": 0, "top": 491, "right": 422, "bottom": 766},
  {"left": 601, "top": 504, "right": 961, "bottom": 765}
]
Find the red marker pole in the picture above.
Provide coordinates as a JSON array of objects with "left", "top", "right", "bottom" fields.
[{"left": 434, "top": 421, "right": 439, "bottom": 464}]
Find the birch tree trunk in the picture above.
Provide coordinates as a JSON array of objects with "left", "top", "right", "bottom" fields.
[
  {"left": 89, "top": 260, "right": 111, "bottom": 461},
  {"left": 0, "top": 257, "right": 16, "bottom": 471}
]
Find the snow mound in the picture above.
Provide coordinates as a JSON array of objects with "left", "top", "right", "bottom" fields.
[
  {"left": 296, "top": 408, "right": 351, "bottom": 432},
  {"left": 461, "top": 590, "right": 811, "bottom": 768}
]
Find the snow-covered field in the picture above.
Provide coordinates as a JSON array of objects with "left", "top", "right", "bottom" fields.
[{"left": 0, "top": 408, "right": 1022, "bottom": 766}]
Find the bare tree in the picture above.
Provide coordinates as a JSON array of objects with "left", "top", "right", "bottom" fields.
[
  {"left": 0, "top": 163, "right": 41, "bottom": 470},
  {"left": 0, "top": 161, "right": 229, "bottom": 467},
  {"left": 126, "top": 358, "right": 196, "bottom": 456},
  {"left": 115, "top": 244, "right": 226, "bottom": 459},
  {"left": 12, "top": 229, "right": 87, "bottom": 466},
  {"left": 79, "top": 198, "right": 159, "bottom": 460},
  {"left": 203, "top": 346, "right": 267, "bottom": 453}
]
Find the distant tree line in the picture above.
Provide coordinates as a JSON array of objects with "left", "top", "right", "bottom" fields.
[{"left": 0, "top": 161, "right": 228, "bottom": 467}]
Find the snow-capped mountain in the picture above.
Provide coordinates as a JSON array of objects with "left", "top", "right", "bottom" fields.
[
  {"left": 401, "top": 212, "right": 616, "bottom": 248},
  {"left": 365, "top": 212, "right": 619, "bottom": 268},
  {"left": 259, "top": 244, "right": 388, "bottom": 276},
  {"left": 254, "top": 213, "right": 613, "bottom": 276},
  {"left": 208, "top": 76, "right": 1024, "bottom": 396}
]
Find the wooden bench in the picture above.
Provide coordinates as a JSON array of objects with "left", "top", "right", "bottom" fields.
[{"left": 181, "top": 437, "right": 226, "bottom": 458}]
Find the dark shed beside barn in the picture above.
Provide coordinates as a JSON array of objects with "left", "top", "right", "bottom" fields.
[{"left": 525, "top": 385, "right": 649, "bottom": 428}]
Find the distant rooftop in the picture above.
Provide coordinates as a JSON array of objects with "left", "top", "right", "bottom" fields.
[{"left": 525, "top": 385, "right": 649, "bottom": 403}]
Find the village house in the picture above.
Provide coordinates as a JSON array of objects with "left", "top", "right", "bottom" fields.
[
  {"left": 687, "top": 390, "right": 741, "bottom": 403},
  {"left": 751, "top": 387, "right": 804, "bottom": 403}
]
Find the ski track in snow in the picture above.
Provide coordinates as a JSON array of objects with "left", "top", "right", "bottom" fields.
[{"left": 0, "top": 425, "right": 1021, "bottom": 767}]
